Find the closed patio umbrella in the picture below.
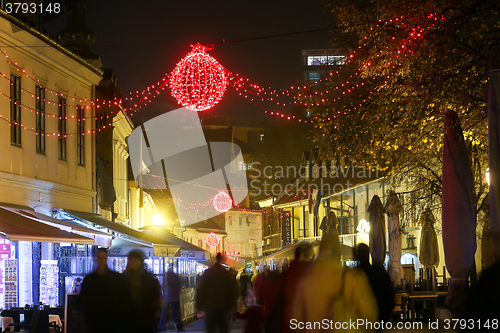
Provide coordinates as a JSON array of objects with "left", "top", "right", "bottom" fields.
[
  {"left": 368, "top": 195, "right": 386, "bottom": 268},
  {"left": 318, "top": 211, "right": 341, "bottom": 261},
  {"left": 418, "top": 207, "right": 440, "bottom": 291},
  {"left": 442, "top": 110, "right": 476, "bottom": 316},
  {"left": 488, "top": 69, "right": 500, "bottom": 261},
  {"left": 385, "top": 190, "right": 404, "bottom": 288},
  {"left": 418, "top": 208, "right": 440, "bottom": 269}
]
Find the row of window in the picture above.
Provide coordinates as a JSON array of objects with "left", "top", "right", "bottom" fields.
[
  {"left": 10, "top": 74, "right": 86, "bottom": 166},
  {"left": 228, "top": 215, "right": 249, "bottom": 226},
  {"left": 304, "top": 55, "right": 347, "bottom": 66}
]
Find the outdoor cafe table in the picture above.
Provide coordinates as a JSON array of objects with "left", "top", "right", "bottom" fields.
[{"left": 409, "top": 293, "right": 438, "bottom": 321}]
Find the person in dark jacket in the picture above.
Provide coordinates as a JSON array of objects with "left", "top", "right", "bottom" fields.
[
  {"left": 197, "top": 253, "right": 237, "bottom": 333},
  {"left": 239, "top": 269, "right": 252, "bottom": 307},
  {"left": 79, "top": 248, "right": 131, "bottom": 333},
  {"left": 123, "top": 249, "right": 162, "bottom": 333},
  {"left": 356, "top": 243, "right": 395, "bottom": 326},
  {"left": 166, "top": 266, "right": 185, "bottom": 332}
]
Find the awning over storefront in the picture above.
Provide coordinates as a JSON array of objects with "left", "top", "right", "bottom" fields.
[
  {"left": 197, "top": 258, "right": 245, "bottom": 270},
  {"left": 259, "top": 241, "right": 356, "bottom": 266},
  {"left": 0, "top": 207, "right": 93, "bottom": 244},
  {"left": 264, "top": 244, "right": 297, "bottom": 262},
  {"left": 2, "top": 207, "right": 112, "bottom": 247},
  {"left": 224, "top": 257, "right": 245, "bottom": 270},
  {"left": 140, "top": 225, "right": 210, "bottom": 261},
  {"left": 58, "top": 210, "right": 181, "bottom": 257}
]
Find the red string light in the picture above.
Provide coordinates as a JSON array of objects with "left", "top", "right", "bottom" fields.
[
  {"left": 0, "top": 13, "right": 438, "bottom": 130},
  {"left": 170, "top": 44, "right": 227, "bottom": 111}
]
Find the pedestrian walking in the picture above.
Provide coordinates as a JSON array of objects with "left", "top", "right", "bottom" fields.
[
  {"left": 355, "top": 243, "right": 395, "bottom": 326},
  {"left": 165, "top": 266, "right": 185, "bottom": 332},
  {"left": 281, "top": 242, "right": 315, "bottom": 333},
  {"left": 197, "top": 253, "right": 237, "bottom": 333},
  {"left": 291, "top": 229, "right": 378, "bottom": 333},
  {"left": 239, "top": 269, "right": 252, "bottom": 307},
  {"left": 123, "top": 249, "right": 162, "bottom": 333},
  {"left": 253, "top": 266, "right": 282, "bottom": 332},
  {"left": 79, "top": 248, "right": 131, "bottom": 333}
]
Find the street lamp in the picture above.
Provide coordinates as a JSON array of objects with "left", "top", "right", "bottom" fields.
[
  {"left": 486, "top": 168, "right": 490, "bottom": 187},
  {"left": 152, "top": 213, "right": 163, "bottom": 226}
]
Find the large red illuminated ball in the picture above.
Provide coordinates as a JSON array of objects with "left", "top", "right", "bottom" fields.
[
  {"left": 213, "top": 191, "right": 232, "bottom": 213},
  {"left": 170, "top": 44, "right": 227, "bottom": 111}
]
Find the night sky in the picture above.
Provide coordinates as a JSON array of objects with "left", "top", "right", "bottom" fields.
[{"left": 45, "top": 0, "right": 333, "bottom": 125}]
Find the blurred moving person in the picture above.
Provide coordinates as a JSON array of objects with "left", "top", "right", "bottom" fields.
[
  {"left": 281, "top": 242, "right": 315, "bottom": 333},
  {"left": 79, "top": 248, "right": 131, "bottom": 333},
  {"left": 123, "top": 249, "right": 162, "bottom": 333},
  {"left": 355, "top": 243, "right": 395, "bottom": 327},
  {"left": 291, "top": 229, "right": 378, "bottom": 333},
  {"left": 197, "top": 253, "right": 237, "bottom": 333},
  {"left": 239, "top": 269, "right": 252, "bottom": 307},
  {"left": 166, "top": 266, "right": 185, "bottom": 332},
  {"left": 254, "top": 266, "right": 283, "bottom": 332},
  {"left": 229, "top": 268, "right": 239, "bottom": 320}
]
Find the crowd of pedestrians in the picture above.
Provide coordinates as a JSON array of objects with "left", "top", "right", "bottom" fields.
[
  {"left": 194, "top": 237, "right": 396, "bottom": 333},
  {"left": 78, "top": 240, "right": 396, "bottom": 333}
]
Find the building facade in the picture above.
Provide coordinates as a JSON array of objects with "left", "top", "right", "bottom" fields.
[
  {"left": 0, "top": 9, "right": 103, "bottom": 308},
  {"left": 0, "top": 11, "right": 102, "bottom": 215},
  {"left": 224, "top": 209, "right": 262, "bottom": 259}
]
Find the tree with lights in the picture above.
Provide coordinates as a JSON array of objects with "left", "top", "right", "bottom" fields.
[{"left": 306, "top": 0, "right": 500, "bottom": 230}]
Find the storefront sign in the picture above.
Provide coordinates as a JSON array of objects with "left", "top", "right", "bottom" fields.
[
  {"left": 74, "top": 231, "right": 112, "bottom": 247},
  {"left": 108, "top": 247, "right": 154, "bottom": 257},
  {"left": 153, "top": 245, "right": 179, "bottom": 257},
  {"left": 282, "top": 213, "right": 292, "bottom": 246},
  {"left": 180, "top": 250, "right": 205, "bottom": 260}
]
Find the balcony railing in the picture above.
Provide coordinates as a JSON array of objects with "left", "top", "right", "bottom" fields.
[
  {"left": 291, "top": 233, "right": 357, "bottom": 248},
  {"left": 339, "top": 234, "right": 357, "bottom": 248}
]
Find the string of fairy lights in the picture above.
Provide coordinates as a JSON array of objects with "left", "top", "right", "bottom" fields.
[
  {"left": 0, "top": 12, "right": 442, "bottom": 136},
  {"left": 0, "top": 13, "right": 442, "bottom": 215}
]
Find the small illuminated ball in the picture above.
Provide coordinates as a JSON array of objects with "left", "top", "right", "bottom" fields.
[
  {"left": 213, "top": 191, "right": 232, "bottom": 213},
  {"left": 205, "top": 232, "right": 220, "bottom": 248},
  {"left": 170, "top": 44, "right": 227, "bottom": 111}
]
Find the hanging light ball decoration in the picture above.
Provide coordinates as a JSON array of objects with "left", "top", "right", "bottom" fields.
[
  {"left": 170, "top": 44, "right": 227, "bottom": 111},
  {"left": 205, "top": 232, "right": 220, "bottom": 248},
  {"left": 213, "top": 191, "right": 233, "bottom": 213}
]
